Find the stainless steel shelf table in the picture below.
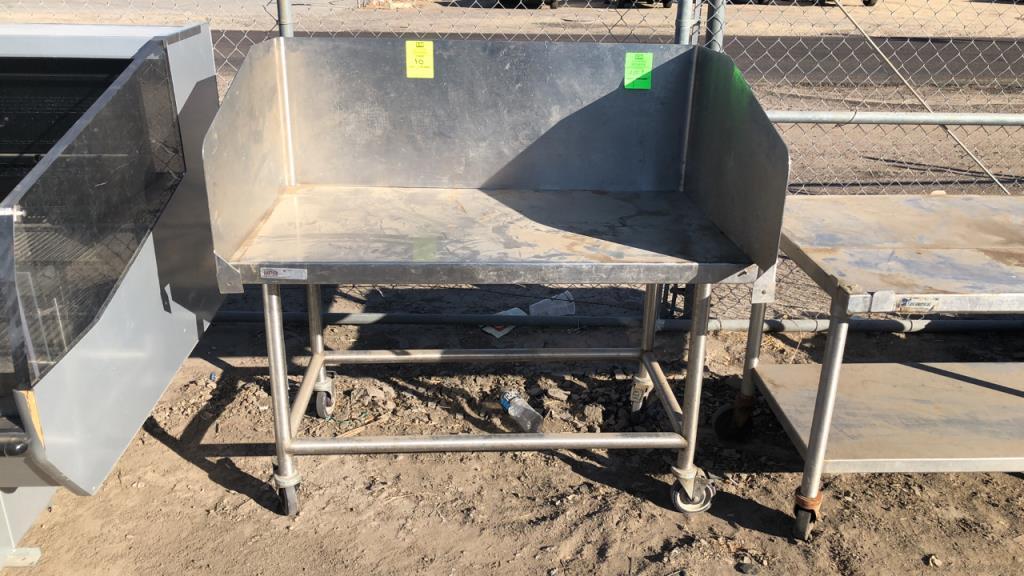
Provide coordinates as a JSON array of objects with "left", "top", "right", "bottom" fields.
[
  {"left": 725, "top": 195, "right": 1024, "bottom": 539},
  {"left": 203, "top": 37, "right": 789, "bottom": 515}
]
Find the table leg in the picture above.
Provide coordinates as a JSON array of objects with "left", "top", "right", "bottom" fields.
[
  {"left": 670, "top": 283, "right": 716, "bottom": 514},
  {"left": 306, "top": 284, "right": 335, "bottom": 418},
  {"left": 629, "top": 284, "right": 661, "bottom": 419},
  {"left": 793, "top": 295, "right": 850, "bottom": 539},
  {"left": 714, "top": 300, "right": 766, "bottom": 441},
  {"left": 264, "top": 284, "right": 301, "bottom": 516}
]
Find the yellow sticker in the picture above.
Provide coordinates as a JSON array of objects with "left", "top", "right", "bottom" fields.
[{"left": 406, "top": 40, "right": 434, "bottom": 79}]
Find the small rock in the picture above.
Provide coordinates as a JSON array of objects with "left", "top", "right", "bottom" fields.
[
  {"left": 925, "top": 554, "right": 943, "bottom": 568},
  {"left": 547, "top": 569, "right": 558, "bottom": 576},
  {"left": 583, "top": 404, "right": 604, "bottom": 425},
  {"left": 735, "top": 562, "right": 759, "bottom": 575},
  {"left": 546, "top": 388, "right": 570, "bottom": 402}
]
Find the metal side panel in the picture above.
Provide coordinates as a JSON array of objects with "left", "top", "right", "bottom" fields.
[
  {"left": 0, "top": 487, "right": 54, "bottom": 551},
  {"left": 154, "top": 24, "right": 222, "bottom": 322},
  {"left": 0, "top": 24, "right": 192, "bottom": 59},
  {"left": 18, "top": 26, "right": 221, "bottom": 495},
  {"left": 282, "top": 37, "right": 694, "bottom": 191},
  {"left": 202, "top": 39, "right": 290, "bottom": 293},
  {"left": 29, "top": 234, "right": 205, "bottom": 494},
  {"left": 683, "top": 48, "right": 789, "bottom": 275}
]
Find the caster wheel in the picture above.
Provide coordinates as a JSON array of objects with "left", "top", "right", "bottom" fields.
[
  {"left": 712, "top": 405, "right": 753, "bottom": 442},
  {"left": 279, "top": 485, "right": 300, "bottom": 516},
  {"left": 793, "top": 508, "right": 815, "bottom": 540},
  {"left": 314, "top": 390, "right": 335, "bottom": 419},
  {"left": 670, "top": 480, "right": 715, "bottom": 514},
  {"left": 661, "top": 0, "right": 671, "bottom": 7}
]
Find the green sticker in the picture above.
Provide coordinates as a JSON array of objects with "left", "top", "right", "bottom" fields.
[{"left": 624, "top": 52, "right": 653, "bottom": 90}]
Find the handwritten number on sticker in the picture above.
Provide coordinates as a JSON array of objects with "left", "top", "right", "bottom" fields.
[
  {"left": 406, "top": 40, "right": 434, "bottom": 79},
  {"left": 624, "top": 52, "right": 653, "bottom": 90}
]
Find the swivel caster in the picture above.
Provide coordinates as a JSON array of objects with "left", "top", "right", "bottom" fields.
[
  {"left": 670, "top": 479, "right": 716, "bottom": 514},
  {"left": 712, "top": 404, "right": 753, "bottom": 442},
  {"left": 278, "top": 484, "right": 300, "bottom": 516},
  {"left": 793, "top": 508, "right": 815, "bottom": 540},
  {"left": 314, "top": 390, "right": 335, "bottom": 419}
]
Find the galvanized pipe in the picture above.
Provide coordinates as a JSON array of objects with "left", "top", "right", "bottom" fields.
[
  {"left": 674, "top": 0, "right": 695, "bottom": 45},
  {"left": 276, "top": 0, "right": 294, "bottom": 37},
  {"left": 213, "top": 310, "right": 1024, "bottom": 334},
  {"left": 641, "top": 353, "right": 684, "bottom": 434},
  {"left": 705, "top": 0, "right": 726, "bottom": 52},
  {"left": 323, "top": 348, "right": 642, "bottom": 365},
  {"left": 288, "top": 432, "right": 687, "bottom": 455},
  {"left": 768, "top": 110, "right": 1024, "bottom": 126}
]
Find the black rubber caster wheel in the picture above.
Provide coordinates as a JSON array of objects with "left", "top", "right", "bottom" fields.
[
  {"left": 712, "top": 405, "right": 754, "bottom": 442},
  {"left": 314, "top": 390, "right": 335, "bottom": 419},
  {"left": 670, "top": 480, "right": 716, "bottom": 514},
  {"left": 279, "top": 485, "right": 300, "bottom": 516},
  {"left": 793, "top": 508, "right": 815, "bottom": 540}
]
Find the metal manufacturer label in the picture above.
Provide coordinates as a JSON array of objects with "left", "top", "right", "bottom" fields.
[
  {"left": 260, "top": 267, "right": 308, "bottom": 281},
  {"left": 896, "top": 297, "right": 938, "bottom": 313}
]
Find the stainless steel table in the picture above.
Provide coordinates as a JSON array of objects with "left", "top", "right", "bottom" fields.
[
  {"left": 203, "top": 36, "right": 789, "bottom": 516},
  {"left": 723, "top": 194, "right": 1024, "bottom": 539}
]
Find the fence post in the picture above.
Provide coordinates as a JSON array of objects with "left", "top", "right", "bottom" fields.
[
  {"left": 674, "top": 0, "right": 695, "bottom": 45},
  {"left": 277, "top": 0, "right": 294, "bottom": 37},
  {"left": 705, "top": 0, "right": 725, "bottom": 52}
]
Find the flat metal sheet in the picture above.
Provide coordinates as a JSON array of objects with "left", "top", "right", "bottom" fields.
[
  {"left": 782, "top": 195, "right": 1024, "bottom": 312},
  {"left": 284, "top": 38, "right": 693, "bottom": 192},
  {"left": 754, "top": 362, "right": 1024, "bottom": 473},
  {"left": 229, "top": 185, "right": 751, "bottom": 285}
]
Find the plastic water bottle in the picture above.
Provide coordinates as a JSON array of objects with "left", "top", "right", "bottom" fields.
[{"left": 500, "top": 390, "right": 544, "bottom": 432}]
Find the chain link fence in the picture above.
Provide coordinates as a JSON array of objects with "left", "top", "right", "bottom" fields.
[{"left": 2, "top": 0, "right": 1022, "bottom": 323}]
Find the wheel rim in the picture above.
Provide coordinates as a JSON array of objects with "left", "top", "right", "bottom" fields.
[
  {"left": 673, "top": 482, "right": 715, "bottom": 514},
  {"left": 316, "top": 391, "right": 335, "bottom": 417}
]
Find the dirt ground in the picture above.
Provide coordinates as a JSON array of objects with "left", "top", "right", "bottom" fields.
[{"left": 10, "top": 285, "right": 1024, "bottom": 575}]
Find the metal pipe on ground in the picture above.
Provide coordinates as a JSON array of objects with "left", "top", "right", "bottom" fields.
[{"left": 213, "top": 311, "right": 1024, "bottom": 334}]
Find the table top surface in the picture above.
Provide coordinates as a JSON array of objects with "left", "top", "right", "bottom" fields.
[
  {"left": 782, "top": 195, "right": 1024, "bottom": 305},
  {"left": 228, "top": 185, "right": 752, "bottom": 285}
]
